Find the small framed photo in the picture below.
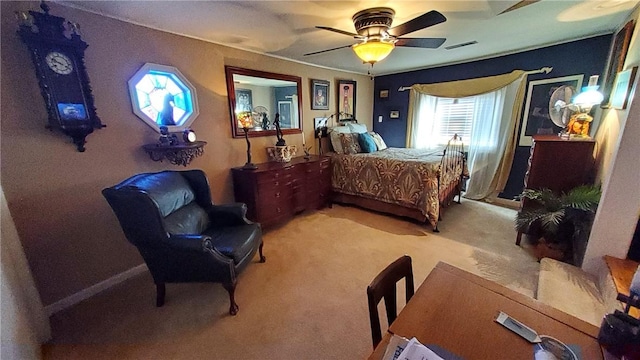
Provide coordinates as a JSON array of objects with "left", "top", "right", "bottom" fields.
[
  {"left": 234, "top": 88, "right": 252, "bottom": 112},
  {"left": 610, "top": 66, "right": 637, "bottom": 110},
  {"left": 390, "top": 110, "right": 399, "bottom": 119},
  {"left": 379, "top": 89, "right": 389, "bottom": 98},
  {"left": 311, "top": 79, "right": 329, "bottom": 110}
]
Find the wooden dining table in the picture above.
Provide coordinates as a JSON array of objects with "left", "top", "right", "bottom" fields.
[{"left": 368, "top": 262, "right": 604, "bottom": 360}]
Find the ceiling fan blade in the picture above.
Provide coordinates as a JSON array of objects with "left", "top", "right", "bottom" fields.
[
  {"left": 395, "top": 38, "right": 446, "bottom": 49},
  {"left": 316, "top": 26, "right": 360, "bottom": 38},
  {"left": 304, "top": 44, "right": 353, "bottom": 56},
  {"left": 388, "top": 10, "right": 446, "bottom": 37},
  {"left": 499, "top": 0, "right": 540, "bottom": 15}
]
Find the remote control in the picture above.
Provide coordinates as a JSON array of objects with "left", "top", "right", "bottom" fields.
[{"left": 495, "top": 311, "right": 542, "bottom": 343}]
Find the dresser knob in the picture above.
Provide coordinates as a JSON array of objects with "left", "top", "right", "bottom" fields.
[{"left": 275, "top": 192, "right": 280, "bottom": 198}]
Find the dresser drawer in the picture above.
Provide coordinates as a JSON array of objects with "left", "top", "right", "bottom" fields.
[
  {"left": 256, "top": 169, "right": 294, "bottom": 185},
  {"left": 256, "top": 199, "right": 292, "bottom": 223}
]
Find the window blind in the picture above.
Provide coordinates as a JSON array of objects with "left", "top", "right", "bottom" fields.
[{"left": 433, "top": 97, "right": 474, "bottom": 144}]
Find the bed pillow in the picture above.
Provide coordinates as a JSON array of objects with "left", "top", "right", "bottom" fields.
[
  {"left": 369, "top": 132, "right": 388, "bottom": 150},
  {"left": 329, "top": 126, "right": 351, "bottom": 154},
  {"left": 339, "top": 133, "right": 361, "bottom": 154},
  {"left": 358, "top": 133, "right": 377, "bottom": 153},
  {"left": 348, "top": 122, "right": 368, "bottom": 134}
]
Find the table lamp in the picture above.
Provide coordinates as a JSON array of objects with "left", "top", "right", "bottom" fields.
[
  {"left": 566, "top": 75, "right": 604, "bottom": 138},
  {"left": 238, "top": 111, "right": 257, "bottom": 170}
]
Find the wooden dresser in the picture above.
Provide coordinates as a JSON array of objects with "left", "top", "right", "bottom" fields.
[
  {"left": 524, "top": 135, "right": 596, "bottom": 194},
  {"left": 516, "top": 135, "right": 596, "bottom": 246},
  {"left": 231, "top": 155, "right": 331, "bottom": 228}
]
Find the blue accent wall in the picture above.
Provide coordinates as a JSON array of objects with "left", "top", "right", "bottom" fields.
[{"left": 373, "top": 35, "right": 611, "bottom": 199}]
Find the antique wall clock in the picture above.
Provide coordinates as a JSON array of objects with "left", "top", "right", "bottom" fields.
[{"left": 17, "top": 2, "right": 104, "bottom": 152}]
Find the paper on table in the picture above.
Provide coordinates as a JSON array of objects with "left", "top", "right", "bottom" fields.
[
  {"left": 396, "top": 337, "right": 444, "bottom": 360},
  {"left": 382, "top": 335, "right": 410, "bottom": 360}
]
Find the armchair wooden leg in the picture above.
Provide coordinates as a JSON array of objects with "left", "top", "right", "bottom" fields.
[
  {"left": 259, "top": 241, "right": 266, "bottom": 263},
  {"left": 156, "top": 283, "right": 165, "bottom": 307},
  {"left": 223, "top": 282, "right": 239, "bottom": 316}
]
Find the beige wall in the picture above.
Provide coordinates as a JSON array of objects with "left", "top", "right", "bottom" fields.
[
  {"left": 583, "top": 5, "right": 640, "bottom": 272},
  {"left": 1, "top": 186, "right": 50, "bottom": 359},
  {"left": 0, "top": 1, "right": 373, "bottom": 306}
]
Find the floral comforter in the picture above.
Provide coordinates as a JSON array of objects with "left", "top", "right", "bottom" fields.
[{"left": 331, "top": 147, "right": 466, "bottom": 228}]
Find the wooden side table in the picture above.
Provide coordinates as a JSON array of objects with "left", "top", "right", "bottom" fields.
[{"left": 604, "top": 255, "right": 640, "bottom": 318}]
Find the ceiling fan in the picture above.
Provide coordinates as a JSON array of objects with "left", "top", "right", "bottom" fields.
[{"left": 305, "top": 7, "right": 447, "bottom": 65}]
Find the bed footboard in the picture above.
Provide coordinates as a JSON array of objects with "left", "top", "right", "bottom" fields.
[{"left": 437, "top": 134, "right": 467, "bottom": 221}]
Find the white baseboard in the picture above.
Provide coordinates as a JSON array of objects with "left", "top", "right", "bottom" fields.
[
  {"left": 490, "top": 197, "right": 520, "bottom": 210},
  {"left": 45, "top": 264, "right": 148, "bottom": 316}
]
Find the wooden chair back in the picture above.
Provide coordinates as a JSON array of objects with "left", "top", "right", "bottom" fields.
[{"left": 367, "top": 255, "right": 415, "bottom": 348}]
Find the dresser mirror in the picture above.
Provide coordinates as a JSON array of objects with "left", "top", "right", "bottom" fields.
[{"left": 225, "top": 66, "right": 303, "bottom": 138}]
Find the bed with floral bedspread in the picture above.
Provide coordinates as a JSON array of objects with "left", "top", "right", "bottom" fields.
[{"left": 330, "top": 138, "right": 467, "bottom": 231}]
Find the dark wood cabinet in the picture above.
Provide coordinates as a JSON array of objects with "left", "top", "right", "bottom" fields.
[
  {"left": 524, "top": 135, "right": 596, "bottom": 194},
  {"left": 231, "top": 155, "right": 331, "bottom": 228},
  {"left": 516, "top": 135, "right": 596, "bottom": 245}
]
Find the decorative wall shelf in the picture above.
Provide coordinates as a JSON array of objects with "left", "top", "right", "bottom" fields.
[{"left": 142, "top": 141, "right": 206, "bottom": 166}]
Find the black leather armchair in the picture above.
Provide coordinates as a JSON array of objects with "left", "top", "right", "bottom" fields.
[{"left": 102, "top": 169, "right": 265, "bottom": 315}]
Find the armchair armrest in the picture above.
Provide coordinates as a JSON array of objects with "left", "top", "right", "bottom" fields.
[
  {"left": 166, "top": 234, "right": 234, "bottom": 264},
  {"left": 207, "top": 203, "right": 253, "bottom": 227},
  {"left": 166, "top": 234, "right": 211, "bottom": 253}
]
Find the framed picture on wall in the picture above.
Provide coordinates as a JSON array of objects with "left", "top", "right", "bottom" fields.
[
  {"left": 310, "top": 79, "right": 329, "bottom": 110},
  {"left": 235, "top": 88, "right": 253, "bottom": 112},
  {"left": 519, "top": 75, "right": 584, "bottom": 146},
  {"left": 602, "top": 20, "right": 635, "bottom": 108},
  {"left": 610, "top": 66, "right": 638, "bottom": 110},
  {"left": 278, "top": 101, "right": 292, "bottom": 127},
  {"left": 337, "top": 79, "right": 356, "bottom": 121}
]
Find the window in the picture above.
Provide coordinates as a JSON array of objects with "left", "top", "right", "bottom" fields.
[
  {"left": 415, "top": 95, "right": 475, "bottom": 149},
  {"left": 432, "top": 97, "right": 474, "bottom": 145},
  {"left": 128, "top": 63, "right": 199, "bottom": 133}
]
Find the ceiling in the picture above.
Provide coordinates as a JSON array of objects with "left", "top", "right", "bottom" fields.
[{"left": 60, "top": 1, "right": 639, "bottom": 76}]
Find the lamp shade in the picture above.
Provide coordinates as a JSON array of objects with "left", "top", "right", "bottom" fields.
[
  {"left": 352, "top": 40, "right": 395, "bottom": 64},
  {"left": 573, "top": 86, "right": 604, "bottom": 108},
  {"left": 237, "top": 111, "right": 253, "bottom": 129}
]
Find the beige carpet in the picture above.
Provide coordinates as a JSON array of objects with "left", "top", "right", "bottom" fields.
[{"left": 44, "top": 200, "right": 539, "bottom": 359}]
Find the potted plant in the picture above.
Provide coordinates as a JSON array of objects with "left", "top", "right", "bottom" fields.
[{"left": 515, "top": 185, "right": 601, "bottom": 262}]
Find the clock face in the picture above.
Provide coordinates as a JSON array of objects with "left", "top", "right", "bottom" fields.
[{"left": 45, "top": 51, "right": 74, "bottom": 75}]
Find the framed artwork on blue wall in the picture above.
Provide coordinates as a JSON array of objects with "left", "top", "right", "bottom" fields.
[{"left": 519, "top": 74, "right": 584, "bottom": 146}]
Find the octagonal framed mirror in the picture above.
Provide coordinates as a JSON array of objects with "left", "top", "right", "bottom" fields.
[
  {"left": 128, "top": 63, "right": 199, "bottom": 133},
  {"left": 225, "top": 66, "right": 302, "bottom": 138}
]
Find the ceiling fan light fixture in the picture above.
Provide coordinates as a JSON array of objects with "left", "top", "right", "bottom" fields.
[{"left": 352, "top": 40, "right": 395, "bottom": 65}]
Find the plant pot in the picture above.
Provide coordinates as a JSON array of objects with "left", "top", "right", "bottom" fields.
[{"left": 534, "top": 238, "right": 569, "bottom": 262}]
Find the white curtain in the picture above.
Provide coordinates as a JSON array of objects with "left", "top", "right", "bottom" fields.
[
  {"left": 408, "top": 95, "right": 439, "bottom": 149},
  {"left": 465, "top": 79, "right": 521, "bottom": 199},
  {"left": 407, "top": 72, "right": 527, "bottom": 200}
]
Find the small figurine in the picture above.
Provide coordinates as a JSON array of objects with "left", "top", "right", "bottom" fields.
[
  {"left": 261, "top": 113, "right": 270, "bottom": 130},
  {"left": 274, "top": 113, "right": 286, "bottom": 146},
  {"left": 158, "top": 126, "right": 171, "bottom": 146}
]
